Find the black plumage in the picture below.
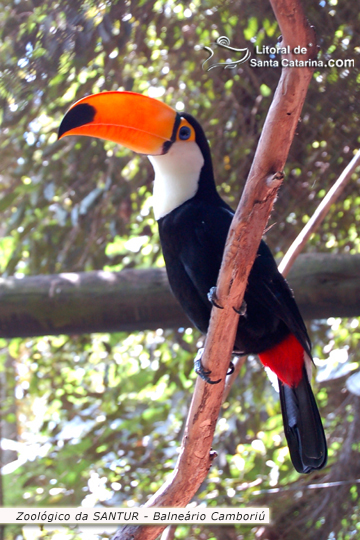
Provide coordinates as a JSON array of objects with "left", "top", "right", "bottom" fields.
[{"left": 158, "top": 113, "right": 327, "bottom": 473}]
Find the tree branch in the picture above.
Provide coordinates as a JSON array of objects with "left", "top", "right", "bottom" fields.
[
  {"left": 1, "top": 253, "right": 360, "bottom": 338},
  {"left": 113, "top": 1, "right": 317, "bottom": 539},
  {"left": 0, "top": 268, "right": 187, "bottom": 338},
  {"left": 279, "top": 148, "right": 360, "bottom": 277}
]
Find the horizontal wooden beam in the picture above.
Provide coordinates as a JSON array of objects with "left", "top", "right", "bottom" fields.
[{"left": 0, "top": 252, "right": 359, "bottom": 338}]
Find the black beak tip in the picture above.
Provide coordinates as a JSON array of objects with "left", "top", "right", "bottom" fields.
[{"left": 58, "top": 102, "right": 96, "bottom": 140}]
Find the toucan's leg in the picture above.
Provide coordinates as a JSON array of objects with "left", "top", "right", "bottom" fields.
[
  {"left": 194, "top": 350, "right": 235, "bottom": 384},
  {"left": 209, "top": 287, "right": 247, "bottom": 317},
  {"left": 207, "top": 287, "right": 224, "bottom": 309},
  {"left": 194, "top": 348, "right": 221, "bottom": 385},
  {"left": 233, "top": 299, "right": 247, "bottom": 316}
]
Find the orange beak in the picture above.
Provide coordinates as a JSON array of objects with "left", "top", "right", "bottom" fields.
[{"left": 58, "top": 91, "right": 179, "bottom": 155}]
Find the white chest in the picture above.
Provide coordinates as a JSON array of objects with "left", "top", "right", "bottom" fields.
[{"left": 148, "top": 141, "right": 204, "bottom": 220}]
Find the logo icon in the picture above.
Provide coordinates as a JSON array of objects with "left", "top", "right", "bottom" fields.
[{"left": 202, "top": 36, "right": 251, "bottom": 71}]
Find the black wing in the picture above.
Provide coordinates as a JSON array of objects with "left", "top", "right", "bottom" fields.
[
  {"left": 245, "top": 241, "right": 311, "bottom": 356},
  {"left": 160, "top": 197, "right": 310, "bottom": 356},
  {"left": 158, "top": 199, "right": 233, "bottom": 334},
  {"left": 180, "top": 202, "right": 234, "bottom": 304}
]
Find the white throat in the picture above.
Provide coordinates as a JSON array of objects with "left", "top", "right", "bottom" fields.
[{"left": 148, "top": 141, "right": 204, "bottom": 220}]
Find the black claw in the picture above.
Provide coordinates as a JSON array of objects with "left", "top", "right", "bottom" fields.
[
  {"left": 207, "top": 286, "right": 224, "bottom": 309},
  {"left": 226, "top": 361, "right": 235, "bottom": 376},
  {"left": 233, "top": 299, "right": 247, "bottom": 316},
  {"left": 194, "top": 348, "right": 222, "bottom": 385}
]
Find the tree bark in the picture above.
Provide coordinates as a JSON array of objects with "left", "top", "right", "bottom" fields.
[
  {"left": 0, "top": 253, "right": 359, "bottom": 338},
  {"left": 0, "top": 267, "right": 186, "bottom": 338},
  {"left": 286, "top": 252, "right": 360, "bottom": 320}
]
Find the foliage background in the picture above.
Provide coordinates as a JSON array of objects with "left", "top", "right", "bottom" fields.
[{"left": 0, "top": 0, "right": 360, "bottom": 539}]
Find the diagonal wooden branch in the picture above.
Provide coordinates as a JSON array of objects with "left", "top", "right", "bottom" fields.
[
  {"left": 113, "top": 2, "right": 316, "bottom": 539},
  {"left": 279, "top": 148, "right": 360, "bottom": 277}
]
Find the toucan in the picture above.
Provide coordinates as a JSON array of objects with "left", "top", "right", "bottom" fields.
[{"left": 58, "top": 91, "right": 327, "bottom": 474}]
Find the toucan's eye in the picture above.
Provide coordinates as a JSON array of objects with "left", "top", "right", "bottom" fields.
[
  {"left": 179, "top": 126, "right": 191, "bottom": 140},
  {"left": 176, "top": 119, "right": 195, "bottom": 142}
]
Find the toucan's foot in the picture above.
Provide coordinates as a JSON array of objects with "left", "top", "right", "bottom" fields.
[
  {"left": 233, "top": 299, "right": 247, "bottom": 317},
  {"left": 226, "top": 361, "right": 235, "bottom": 376},
  {"left": 194, "top": 348, "right": 221, "bottom": 385},
  {"left": 207, "top": 287, "right": 224, "bottom": 310}
]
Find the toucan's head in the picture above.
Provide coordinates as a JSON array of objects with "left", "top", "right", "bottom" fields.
[{"left": 58, "top": 91, "right": 215, "bottom": 219}]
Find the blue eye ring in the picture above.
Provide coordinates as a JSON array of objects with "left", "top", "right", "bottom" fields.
[{"left": 179, "top": 126, "right": 191, "bottom": 140}]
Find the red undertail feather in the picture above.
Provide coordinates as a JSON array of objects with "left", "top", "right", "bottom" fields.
[{"left": 258, "top": 333, "right": 305, "bottom": 387}]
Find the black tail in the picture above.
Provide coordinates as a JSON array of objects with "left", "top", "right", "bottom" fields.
[{"left": 279, "top": 366, "right": 327, "bottom": 474}]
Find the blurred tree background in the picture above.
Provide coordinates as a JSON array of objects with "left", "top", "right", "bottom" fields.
[{"left": 0, "top": 0, "right": 360, "bottom": 539}]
